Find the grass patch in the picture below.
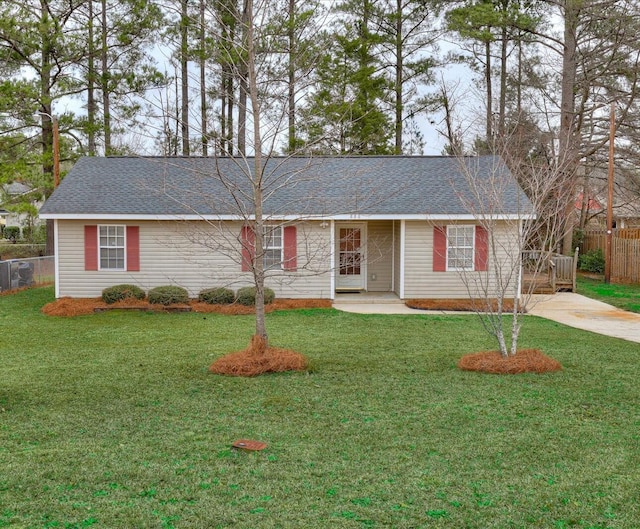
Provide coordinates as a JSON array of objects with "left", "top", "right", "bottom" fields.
[
  {"left": 576, "top": 273, "right": 640, "bottom": 313},
  {"left": 2, "top": 287, "right": 640, "bottom": 527}
]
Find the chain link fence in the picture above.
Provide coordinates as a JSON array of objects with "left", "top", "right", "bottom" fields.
[{"left": 0, "top": 256, "right": 54, "bottom": 292}]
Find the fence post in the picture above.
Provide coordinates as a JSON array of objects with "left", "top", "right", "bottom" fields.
[{"left": 572, "top": 247, "right": 579, "bottom": 292}]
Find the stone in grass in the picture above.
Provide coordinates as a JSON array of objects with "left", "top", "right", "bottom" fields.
[{"left": 232, "top": 439, "right": 268, "bottom": 451}]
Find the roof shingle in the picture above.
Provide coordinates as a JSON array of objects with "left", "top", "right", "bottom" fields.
[{"left": 39, "top": 155, "right": 533, "bottom": 218}]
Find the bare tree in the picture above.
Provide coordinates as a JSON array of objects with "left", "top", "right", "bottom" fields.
[{"left": 452, "top": 145, "right": 568, "bottom": 357}]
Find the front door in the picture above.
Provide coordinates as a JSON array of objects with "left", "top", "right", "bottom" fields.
[{"left": 336, "top": 224, "right": 366, "bottom": 290}]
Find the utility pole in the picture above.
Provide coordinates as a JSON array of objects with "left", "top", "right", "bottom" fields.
[
  {"left": 52, "top": 116, "right": 60, "bottom": 188},
  {"left": 39, "top": 111, "right": 60, "bottom": 256},
  {"left": 605, "top": 103, "right": 615, "bottom": 284}
]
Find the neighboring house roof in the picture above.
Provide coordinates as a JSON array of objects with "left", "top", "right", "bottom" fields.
[
  {"left": 39, "top": 155, "right": 533, "bottom": 220},
  {"left": 3, "top": 182, "right": 33, "bottom": 196}
]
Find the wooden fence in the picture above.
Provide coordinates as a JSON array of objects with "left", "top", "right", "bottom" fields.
[
  {"left": 581, "top": 229, "right": 640, "bottom": 283},
  {"left": 611, "top": 238, "right": 640, "bottom": 283}
]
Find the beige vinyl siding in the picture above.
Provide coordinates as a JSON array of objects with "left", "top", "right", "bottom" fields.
[
  {"left": 365, "top": 220, "right": 393, "bottom": 292},
  {"left": 56, "top": 220, "right": 332, "bottom": 298},
  {"left": 403, "top": 220, "right": 518, "bottom": 299}
]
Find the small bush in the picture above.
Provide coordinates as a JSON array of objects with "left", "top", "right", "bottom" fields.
[
  {"left": 148, "top": 285, "right": 190, "bottom": 305},
  {"left": 578, "top": 248, "right": 605, "bottom": 274},
  {"left": 102, "top": 284, "right": 146, "bottom": 304},
  {"left": 198, "top": 287, "right": 235, "bottom": 305},
  {"left": 236, "top": 286, "right": 275, "bottom": 306},
  {"left": 22, "top": 225, "right": 46, "bottom": 244},
  {"left": 3, "top": 226, "right": 20, "bottom": 242}
]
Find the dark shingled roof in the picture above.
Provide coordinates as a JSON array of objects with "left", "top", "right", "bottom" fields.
[{"left": 39, "top": 155, "right": 533, "bottom": 218}]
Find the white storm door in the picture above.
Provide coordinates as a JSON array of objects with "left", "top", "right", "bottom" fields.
[{"left": 336, "top": 224, "right": 366, "bottom": 290}]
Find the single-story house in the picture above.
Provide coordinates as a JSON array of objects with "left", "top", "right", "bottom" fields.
[
  {"left": 1, "top": 182, "right": 46, "bottom": 234},
  {"left": 39, "top": 155, "right": 534, "bottom": 299}
]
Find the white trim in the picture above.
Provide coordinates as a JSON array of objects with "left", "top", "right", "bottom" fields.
[
  {"left": 391, "top": 220, "right": 395, "bottom": 293},
  {"left": 335, "top": 222, "right": 367, "bottom": 291},
  {"left": 40, "top": 213, "right": 535, "bottom": 222},
  {"left": 53, "top": 219, "right": 60, "bottom": 298},
  {"left": 98, "top": 224, "right": 127, "bottom": 271},
  {"left": 399, "top": 220, "right": 405, "bottom": 299},
  {"left": 263, "top": 225, "right": 283, "bottom": 271},
  {"left": 446, "top": 224, "right": 476, "bottom": 272},
  {"left": 329, "top": 220, "right": 335, "bottom": 299}
]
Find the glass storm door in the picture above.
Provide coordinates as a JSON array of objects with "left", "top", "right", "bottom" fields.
[{"left": 336, "top": 225, "right": 365, "bottom": 290}]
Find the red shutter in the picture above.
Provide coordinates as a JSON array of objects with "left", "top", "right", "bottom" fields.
[
  {"left": 283, "top": 226, "right": 297, "bottom": 271},
  {"left": 241, "top": 225, "right": 255, "bottom": 272},
  {"left": 475, "top": 225, "right": 489, "bottom": 272},
  {"left": 433, "top": 226, "right": 447, "bottom": 272},
  {"left": 84, "top": 225, "right": 98, "bottom": 271},
  {"left": 126, "top": 226, "right": 140, "bottom": 272}
]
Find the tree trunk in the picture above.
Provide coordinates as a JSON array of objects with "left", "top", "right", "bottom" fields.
[
  {"left": 200, "top": 0, "right": 208, "bottom": 156},
  {"left": 499, "top": 24, "right": 507, "bottom": 137},
  {"left": 394, "top": 0, "right": 403, "bottom": 154},
  {"left": 244, "top": 0, "right": 267, "bottom": 342},
  {"left": 87, "top": 0, "right": 96, "bottom": 156},
  {"left": 181, "top": 0, "right": 190, "bottom": 156},
  {"left": 237, "top": 0, "right": 249, "bottom": 157},
  {"left": 101, "top": 0, "right": 112, "bottom": 155},
  {"left": 559, "top": 0, "right": 580, "bottom": 255},
  {"left": 287, "top": 0, "right": 295, "bottom": 153},
  {"left": 485, "top": 40, "right": 493, "bottom": 141}
]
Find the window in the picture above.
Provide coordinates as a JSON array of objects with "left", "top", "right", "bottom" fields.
[
  {"left": 99, "top": 225, "right": 125, "bottom": 270},
  {"left": 447, "top": 225, "right": 475, "bottom": 271},
  {"left": 263, "top": 226, "right": 282, "bottom": 270}
]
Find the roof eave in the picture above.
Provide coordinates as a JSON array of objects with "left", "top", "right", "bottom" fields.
[{"left": 39, "top": 213, "right": 536, "bottom": 221}]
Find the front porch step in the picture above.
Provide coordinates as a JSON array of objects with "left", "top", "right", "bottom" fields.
[{"left": 333, "top": 292, "right": 403, "bottom": 304}]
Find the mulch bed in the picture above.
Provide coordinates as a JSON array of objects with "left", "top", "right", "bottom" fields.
[
  {"left": 458, "top": 348, "right": 562, "bottom": 374},
  {"left": 209, "top": 335, "right": 308, "bottom": 377},
  {"left": 41, "top": 297, "right": 332, "bottom": 317},
  {"left": 406, "top": 298, "right": 518, "bottom": 312}
]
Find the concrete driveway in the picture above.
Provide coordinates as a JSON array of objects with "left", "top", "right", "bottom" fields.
[{"left": 526, "top": 292, "right": 640, "bottom": 344}]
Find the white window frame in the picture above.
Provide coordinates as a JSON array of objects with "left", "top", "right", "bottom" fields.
[
  {"left": 263, "top": 225, "right": 283, "bottom": 271},
  {"left": 98, "top": 225, "right": 126, "bottom": 271},
  {"left": 446, "top": 225, "right": 475, "bottom": 272}
]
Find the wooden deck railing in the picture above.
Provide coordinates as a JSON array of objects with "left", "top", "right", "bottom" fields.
[{"left": 522, "top": 249, "right": 578, "bottom": 293}]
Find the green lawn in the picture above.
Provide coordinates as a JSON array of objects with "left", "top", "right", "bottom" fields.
[
  {"left": 2, "top": 287, "right": 639, "bottom": 528},
  {"left": 576, "top": 274, "right": 640, "bottom": 313}
]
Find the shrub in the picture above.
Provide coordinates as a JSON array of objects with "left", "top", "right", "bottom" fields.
[
  {"left": 578, "top": 248, "right": 605, "bottom": 274},
  {"left": 22, "top": 225, "right": 46, "bottom": 244},
  {"left": 3, "top": 226, "right": 20, "bottom": 242},
  {"left": 102, "top": 284, "right": 146, "bottom": 304},
  {"left": 198, "top": 287, "right": 235, "bottom": 305},
  {"left": 148, "top": 285, "right": 190, "bottom": 305},
  {"left": 236, "top": 286, "right": 275, "bottom": 306}
]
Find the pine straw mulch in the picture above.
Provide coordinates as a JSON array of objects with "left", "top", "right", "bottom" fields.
[
  {"left": 41, "top": 297, "right": 332, "bottom": 317},
  {"left": 209, "top": 335, "right": 308, "bottom": 377},
  {"left": 406, "top": 298, "right": 519, "bottom": 312},
  {"left": 458, "top": 348, "right": 562, "bottom": 374}
]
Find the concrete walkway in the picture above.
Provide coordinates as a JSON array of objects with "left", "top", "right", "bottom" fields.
[
  {"left": 333, "top": 292, "right": 640, "bottom": 344},
  {"left": 526, "top": 292, "right": 640, "bottom": 344}
]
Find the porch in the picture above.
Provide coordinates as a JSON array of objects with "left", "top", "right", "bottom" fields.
[
  {"left": 333, "top": 291, "right": 403, "bottom": 304},
  {"left": 522, "top": 251, "right": 579, "bottom": 294}
]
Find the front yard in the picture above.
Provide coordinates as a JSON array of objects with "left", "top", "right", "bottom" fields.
[
  {"left": 577, "top": 274, "right": 640, "bottom": 313},
  {"left": 1, "top": 287, "right": 639, "bottom": 528}
]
